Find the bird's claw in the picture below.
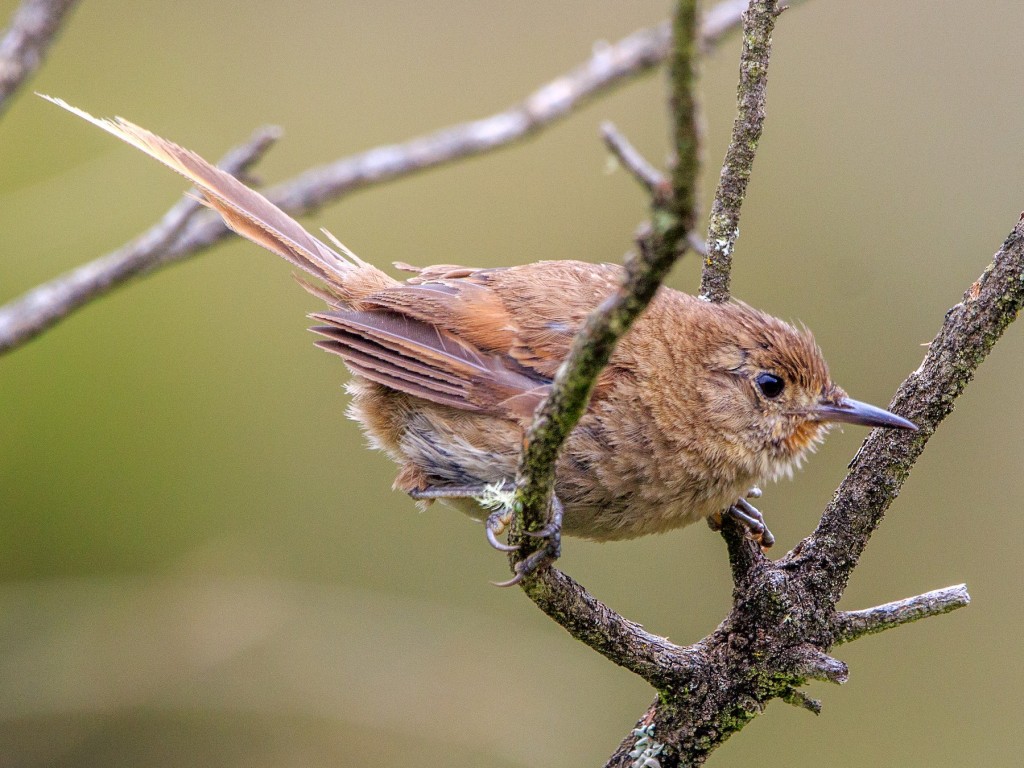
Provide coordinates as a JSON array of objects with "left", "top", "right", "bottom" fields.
[
  {"left": 525, "top": 522, "right": 559, "bottom": 539},
  {"left": 409, "top": 484, "right": 564, "bottom": 584},
  {"left": 407, "top": 485, "right": 522, "bottom": 552},
  {"left": 492, "top": 546, "right": 557, "bottom": 588},
  {"left": 493, "top": 495, "right": 564, "bottom": 587},
  {"left": 485, "top": 508, "right": 519, "bottom": 552},
  {"left": 726, "top": 497, "right": 775, "bottom": 549}
]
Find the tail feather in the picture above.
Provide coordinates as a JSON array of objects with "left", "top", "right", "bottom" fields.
[{"left": 41, "top": 95, "right": 361, "bottom": 288}]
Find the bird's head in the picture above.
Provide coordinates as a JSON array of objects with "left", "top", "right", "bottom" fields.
[{"left": 695, "top": 300, "right": 916, "bottom": 481}]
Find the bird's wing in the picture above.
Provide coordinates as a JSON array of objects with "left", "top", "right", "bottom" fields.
[
  {"left": 310, "top": 309, "right": 549, "bottom": 419},
  {"left": 324, "top": 260, "right": 624, "bottom": 416},
  {"left": 373, "top": 260, "right": 625, "bottom": 379}
]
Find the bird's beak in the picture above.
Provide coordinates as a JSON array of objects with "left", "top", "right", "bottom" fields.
[{"left": 813, "top": 398, "right": 918, "bottom": 431}]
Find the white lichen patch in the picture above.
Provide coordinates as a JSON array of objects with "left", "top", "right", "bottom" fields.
[{"left": 629, "top": 724, "right": 664, "bottom": 768}]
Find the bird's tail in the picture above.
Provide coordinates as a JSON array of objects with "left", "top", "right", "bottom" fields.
[{"left": 41, "top": 95, "right": 396, "bottom": 305}]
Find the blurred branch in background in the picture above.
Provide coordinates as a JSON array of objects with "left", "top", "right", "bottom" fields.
[
  {"left": 0, "top": 2, "right": 753, "bottom": 357},
  {"left": 0, "top": 126, "right": 281, "bottom": 353},
  {"left": 0, "top": 0, "right": 79, "bottom": 117}
]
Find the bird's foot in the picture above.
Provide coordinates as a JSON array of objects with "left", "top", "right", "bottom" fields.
[
  {"left": 484, "top": 506, "right": 518, "bottom": 552},
  {"left": 409, "top": 484, "right": 519, "bottom": 551},
  {"left": 492, "top": 495, "right": 564, "bottom": 588},
  {"left": 725, "top": 497, "right": 775, "bottom": 549},
  {"left": 408, "top": 485, "right": 564, "bottom": 582}
]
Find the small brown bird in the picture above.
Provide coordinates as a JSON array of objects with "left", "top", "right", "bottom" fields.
[{"left": 46, "top": 97, "right": 915, "bottom": 579}]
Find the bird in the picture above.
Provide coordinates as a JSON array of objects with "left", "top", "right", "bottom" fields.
[{"left": 44, "top": 96, "right": 916, "bottom": 584}]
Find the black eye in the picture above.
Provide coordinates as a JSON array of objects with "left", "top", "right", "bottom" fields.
[{"left": 755, "top": 372, "right": 785, "bottom": 399}]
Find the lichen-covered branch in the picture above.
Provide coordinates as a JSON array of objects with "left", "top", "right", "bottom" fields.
[
  {"left": 833, "top": 584, "right": 971, "bottom": 645},
  {"left": 0, "top": 126, "right": 281, "bottom": 353},
  {"left": 511, "top": 223, "right": 694, "bottom": 546},
  {"left": 665, "top": 0, "right": 701, "bottom": 241},
  {"left": 525, "top": 567, "right": 702, "bottom": 690},
  {"left": 699, "top": 0, "right": 782, "bottom": 302},
  {"left": 787, "top": 220, "right": 1024, "bottom": 605},
  {"left": 0, "top": 0, "right": 79, "bottom": 117},
  {"left": 598, "top": 212, "right": 1018, "bottom": 765}
]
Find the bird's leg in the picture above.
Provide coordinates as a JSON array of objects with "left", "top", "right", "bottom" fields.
[
  {"left": 726, "top": 496, "right": 775, "bottom": 548},
  {"left": 746, "top": 486, "right": 762, "bottom": 499},
  {"left": 492, "top": 494, "right": 564, "bottom": 588},
  {"left": 408, "top": 484, "right": 519, "bottom": 552}
]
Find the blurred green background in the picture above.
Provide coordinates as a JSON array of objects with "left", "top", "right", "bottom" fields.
[{"left": 1, "top": 0, "right": 1022, "bottom": 765}]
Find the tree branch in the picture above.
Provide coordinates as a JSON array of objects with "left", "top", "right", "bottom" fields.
[
  {"left": 833, "top": 584, "right": 971, "bottom": 645},
  {"left": 700, "top": 0, "right": 782, "bottom": 302},
  {"left": 785, "top": 219, "right": 1024, "bottom": 606},
  {"left": 523, "top": 567, "right": 702, "bottom": 690},
  {"left": 601, "top": 120, "right": 667, "bottom": 198},
  {"left": 0, "top": 0, "right": 79, "bottom": 117}
]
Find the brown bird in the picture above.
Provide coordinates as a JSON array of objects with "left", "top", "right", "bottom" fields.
[{"left": 45, "top": 97, "right": 916, "bottom": 582}]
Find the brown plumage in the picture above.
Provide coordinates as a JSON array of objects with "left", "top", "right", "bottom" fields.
[{"left": 45, "top": 97, "right": 916, "bottom": 554}]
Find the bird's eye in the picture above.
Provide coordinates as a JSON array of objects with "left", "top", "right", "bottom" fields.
[{"left": 755, "top": 372, "right": 785, "bottom": 399}]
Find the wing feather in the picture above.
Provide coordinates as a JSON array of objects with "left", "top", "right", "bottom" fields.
[{"left": 310, "top": 310, "right": 548, "bottom": 418}]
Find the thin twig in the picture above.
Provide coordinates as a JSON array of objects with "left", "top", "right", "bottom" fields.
[
  {"left": 781, "top": 688, "right": 822, "bottom": 714},
  {"left": 0, "top": 126, "right": 281, "bottom": 353},
  {"left": 599, "top": 122, "right": 709, "bottom": 257},
  {"left": 700, "top": 0, "right": 782, "bottom": 302},
  {"left": 601, "top": 120, "right": 667, "bottom": 198},
  {"left": 511, "top": 0, "right": 701, "bottom": 658},
  {"left": 512, "top": 223, "right": 693, "bottom": 566},
  {"left": 0, "top": 0, "right": 79, "bottom": 117},
  {"left": 698, "top": 0, "right": 805, "bottom": 50},
  {"left": 833, "top": 584, "right": 971, "bottom": 645},
  {"left": 665, "top": 0, "right": 702, "bottom": 241},
  {"left": 0, "top": 2, "right": 753, "bottom": 358}
]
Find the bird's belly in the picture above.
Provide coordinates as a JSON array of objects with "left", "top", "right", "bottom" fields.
[
  {"left": 557, "top": 484, "right": 743, "bottom": 541},
  {"left": 350, "top": 382, "right": 756, "bottom": 543},
  {"left": 438, "top": 484, "right": 735, "bottom": 542}
]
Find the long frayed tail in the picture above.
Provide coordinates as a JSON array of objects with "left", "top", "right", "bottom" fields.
[{"left": 41, "top": 95, "right": 375, "bottom": 292}]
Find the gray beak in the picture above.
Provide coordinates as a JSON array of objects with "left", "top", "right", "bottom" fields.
[{"left": 813, "top": 397, "right": 917, "bottom": 431}]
